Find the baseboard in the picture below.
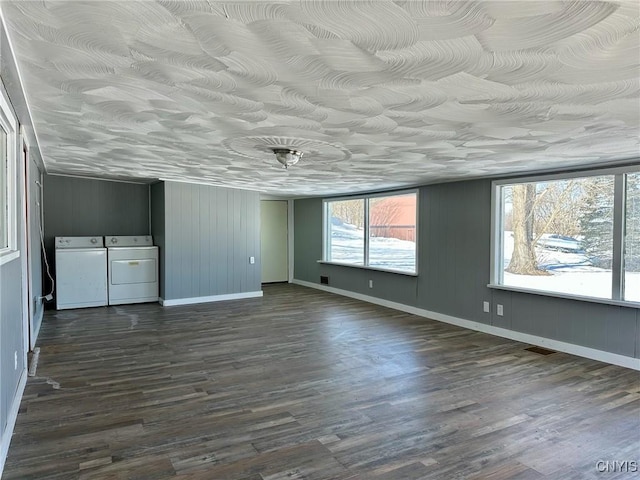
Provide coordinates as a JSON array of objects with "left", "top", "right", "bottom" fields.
[
  {"left": 0, "top": 369, "right": 27, "bottom": 477},
  {"left": 292, "top": 279, "right": 640, "bottom": 371},
  {"left": 160, "top": 290, "right": 263, "bottom": 307}
]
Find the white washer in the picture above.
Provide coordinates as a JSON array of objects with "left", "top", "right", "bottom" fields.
[
  {"left": 106, "top": 235, "right": 159, "bottom": 305},
  {"left": 55, "top": 236, "right": 108, "bottom": 310}
]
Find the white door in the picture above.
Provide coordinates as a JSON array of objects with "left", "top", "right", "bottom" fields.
[{"left": 261, "top": 200, "right": 288, "bottom": 283}]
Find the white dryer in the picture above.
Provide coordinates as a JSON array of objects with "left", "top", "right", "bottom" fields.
[
  {"left": 55, "top": 236, "right": 108, "bottom": 310},
  {"left": 105, "top": 235, "right": 159, "bottom": 305}
]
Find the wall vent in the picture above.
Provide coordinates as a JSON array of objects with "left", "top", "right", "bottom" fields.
[{"left": 320, "top": 276, "right": 329, "bottom": 285}]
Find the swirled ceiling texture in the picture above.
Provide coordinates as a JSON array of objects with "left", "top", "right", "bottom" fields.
[{"left": 1, "top": 1, "right": 638, "bottom": 195}]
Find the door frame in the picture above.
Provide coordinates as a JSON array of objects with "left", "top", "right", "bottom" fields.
[
  {"left": 259, "top": 196, "right": 294, "bottom": 283},
  {"left": 20, "top": 126, "right": 36, "bottom": 350},
  {"left": 287, "top": 199, "right": 294, "bottom": 282}
]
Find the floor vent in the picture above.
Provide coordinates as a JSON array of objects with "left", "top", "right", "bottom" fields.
[{"left": 525, "top": 346, "right": 556, "bottom": 356}]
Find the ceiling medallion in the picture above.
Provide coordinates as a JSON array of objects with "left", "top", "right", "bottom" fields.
[{"left": 222, "top": 136, "right": 351, "bottom": 169}]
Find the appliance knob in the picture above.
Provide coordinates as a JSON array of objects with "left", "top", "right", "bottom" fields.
[
  {"left": 91, "top": 237, "right": 97, "bottom": 244},
  {"left": 111, "top": 238, "right": 117, "bottom": 244}
]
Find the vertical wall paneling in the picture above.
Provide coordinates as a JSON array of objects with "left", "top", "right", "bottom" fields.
[
  {"left": 293, "top": 178, "right": 640, "bottom": 362},
  {"left": 293, "top": 198, "right": 323, "bottom": 283},
  {"left": 160, "top": 181, "right": 261, "bottom": 303},
  {"left": 491, "top": 289, "right": 513, "bottom": 330},
  {"left": 150, "top": 182, "right": 165, "bottom": 299}
]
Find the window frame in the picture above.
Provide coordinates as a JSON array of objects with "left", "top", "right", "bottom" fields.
[
  {"left": 490, "top": 165, "right": 640, "bottom": 307},
  {"left": 0, "top": 82, "right": 18, "bottom": 266},
  {"left": 322, "top": 189, "right": 419, "bottom": 276}
]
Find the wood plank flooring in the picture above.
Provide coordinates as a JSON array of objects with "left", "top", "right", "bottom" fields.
[{"left": 4, "top": 284, "right": 639, "bottom": 479}]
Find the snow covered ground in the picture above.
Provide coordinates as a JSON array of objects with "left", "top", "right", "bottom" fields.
[
  {"left": 328, "top": 223, "right": 640, "bottom": 302},
  {"left": 502, "top": 232, "right": 640, "bottom": 302},
  {"left": 329, "top": 222, "right": 416, "bottom": 273}
]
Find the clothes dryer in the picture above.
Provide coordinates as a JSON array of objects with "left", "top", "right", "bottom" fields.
[{"left": 105, "top": 236, "right": 159, "bottom": 305}]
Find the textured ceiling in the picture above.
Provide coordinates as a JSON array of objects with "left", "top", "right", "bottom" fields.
[{"left": 1, "top": 1, "right": 639, "bottom": 196}]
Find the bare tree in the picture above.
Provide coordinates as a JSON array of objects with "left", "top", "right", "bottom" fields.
[
  {"left": 331, "top": 200, "right": 364, "bottom": 228},
  {"left": 533, "top": 180, "right": 581, "bottom": 238},
  {"left": 507, "top": 180, "right": 587, "bottom": 275},
  {"left": 506, "top": 184, "right": 548, "bottom": 275}
]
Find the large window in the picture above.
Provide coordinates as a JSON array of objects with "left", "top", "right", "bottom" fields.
[
  {"left": 0, "top": 84, "right": 17, "bottom": 265},
  {"left": 324, "top": 191, "right": 417, "bottom": 274},
  {"left": 492, "top": 168, "right": 639, "bottom": 304},
  {"left": 0, "top": 126, "right": 7, "bottom": 250},
  {"left": 625, "top": 173, "right": 640, "bottom": 302}
]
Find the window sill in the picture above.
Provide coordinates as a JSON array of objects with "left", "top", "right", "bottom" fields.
[
  {"left": 317, "top": 260, "right": 418, "bottom": 277},
  {"left": 0, "top": 249, "right": 20, "bottom": 266},
  {"left": 487, "top": 283, "right": 640, "bottom": 309}
]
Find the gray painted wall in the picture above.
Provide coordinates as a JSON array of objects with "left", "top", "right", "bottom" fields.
[
  {"left": 1, "top": 21, "right": 43, "bottom": 471},
  {"left": 160, "top": 181, "right": 261, "bottom": 301},
  {"left": 43, "top": 174, "right": 149, "bottom": 242},
  {"left": 416, "top": 180, "right": 493, "bottom": 324},
  {"left": 150, "top": 182, "right": 166, "bottom": 299},
  {"left": 294, "top": 179, "right": 640, "bottom": 359},
  {"left": 0, "top": 259, "right": 24, "bottom": 438},
  {"left": 43, "top": 174, "right": 150, "bottom": 299},
  {"left": 293, "top": 198, "right": 322, "bottom": 284}
]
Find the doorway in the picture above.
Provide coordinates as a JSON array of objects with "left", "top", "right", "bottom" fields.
[{"left": 260, "top": 200, "right": 288, "bottom": 283}]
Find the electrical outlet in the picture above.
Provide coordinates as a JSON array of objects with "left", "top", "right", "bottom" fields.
[
  {"left": 249, "top": 256, "right": 255, "bottom": 264},
  {"left": 483, "top": 301, "right": 490, "bottom": 313},
  {"left": 369, "top": 279, "right": 373, "bottom": 288},
  {"left": 497, "top": 304, "right": 504, "bottom": 316}
]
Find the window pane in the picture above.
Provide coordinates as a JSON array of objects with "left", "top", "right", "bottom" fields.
[
  {"left": 368, "top": 193, "right": 416, "bottom": 273},
  {"left": 624, "top": 173, "right": 640, "bottom": 302},
  {"left": 500, "top": 176, "right": 614, "bottom": 299},
  {"left": 0, "top": 127, "right": 6, "bottom": 249},
  {"left": 327, "top": 199, "right": 364, "bottom": 265}
]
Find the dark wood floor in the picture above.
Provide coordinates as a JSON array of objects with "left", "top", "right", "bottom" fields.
[{"left": 4, "top": 284, "right": 639, "bottom": 479}]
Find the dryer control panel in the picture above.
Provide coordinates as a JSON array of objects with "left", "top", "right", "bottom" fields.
[{"left": 105, "top": 236, "right": 153, "bottom": 247}]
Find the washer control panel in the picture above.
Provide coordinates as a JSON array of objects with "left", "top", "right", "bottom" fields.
[{"left": 55, "top": 236, "right": 105, "bottom": 249}]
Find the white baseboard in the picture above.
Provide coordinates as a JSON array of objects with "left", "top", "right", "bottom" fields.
[
  {"left": 292, "top": 279, "right": 640, "bottom": 371},
  {"left": 0, "top": 369, "right": 27, "bottom": 477},
  {"left": 160, "top": 290, "right": 263, "bottom": 307}
]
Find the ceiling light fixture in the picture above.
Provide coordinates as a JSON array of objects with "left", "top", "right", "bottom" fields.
[{"left": 273, "top": 148, "right": 303, "bottom": 169}]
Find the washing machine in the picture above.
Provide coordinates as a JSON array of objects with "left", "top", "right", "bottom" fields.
[
  {"left": 55, "top": 236, "right": 108, "bottom": 310},
  {"left": 105, "top": 235, "right": 159, "bottom": 305}
]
